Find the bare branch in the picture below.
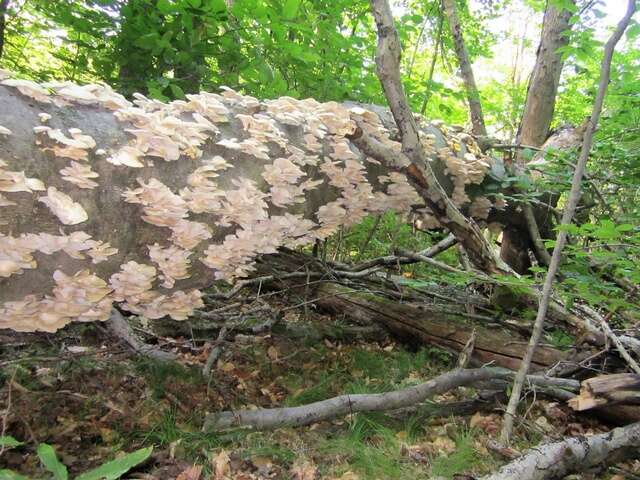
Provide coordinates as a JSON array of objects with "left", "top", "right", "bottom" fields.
[
  {"left": 203, "top": 367, "right": 576, "bottom": 430},
  {"left": 106, "top": 309, "right": 177, "bottom": 362}
]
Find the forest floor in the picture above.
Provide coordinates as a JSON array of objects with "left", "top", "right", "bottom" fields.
[{"left": 1, "top": 303, "right": 638, "bottom": 480}]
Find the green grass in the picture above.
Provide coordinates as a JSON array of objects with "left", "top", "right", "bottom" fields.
[
  {"left": 133, "top": 357, "right": 206, "bottom": 398},
  {"left": 319, "top": 413, "right": 426, "bottom": 479},
  {"left": 429, "top": 430, "right": 478, "bottom": 478},
  {"left": 284, "top": 371, "right": 342, "bottom": 406}
]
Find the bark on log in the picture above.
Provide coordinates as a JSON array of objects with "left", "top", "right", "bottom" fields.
[
  {"left": 0, "top": 74, "right": 508, "bottom": 332},
  {"left": 482, "top": 421, "right": 640, "bottom": 480},
  {"left": 569, "top": 374, "right": 640, "bottom": 411},
  {"left": 315, "top": 282, "right": 567, "bottom": 371}
]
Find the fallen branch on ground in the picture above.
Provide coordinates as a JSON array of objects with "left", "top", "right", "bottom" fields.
[
  {"left": 202, "top": 326, "right": 229, "bottom": 377},
  {"left": 106, "top": 309, "right": 176, "bottom": 362},
  {"left": 482, "top": 421, "right": 640, "bottom": 480},
  {"left": 600, "top": 319, "right": 640, "bottom": 374},
  {"left": 203, "top": 367, "right": 577, "bottom": 430}
]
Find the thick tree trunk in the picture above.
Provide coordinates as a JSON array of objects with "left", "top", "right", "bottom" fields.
[
  {"left": 516, "top": 1, "right": 575, "bottom": 153},
  {"left": 500, "top": 1, "right": 575, "bottom": 271},
  {"left": 0, "top": 74, "right": 508, "bottom": 332},
  {"left": 442, "top": 0, "right": 487, "bottom": 137}
]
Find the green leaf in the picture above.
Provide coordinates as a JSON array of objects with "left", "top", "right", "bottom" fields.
[
  {"left": 626, "top": 22, "right": 640, "bottom": 40},
  {"left": 169, "top": 84, "right": 186, "bottom": 99},
  {"left": 36, "top": 444, "right": 68, "bottom": 480},
  {"left": 0, "top": 470, "right": 32, "bottom": 480},
  {"left": 0, "top": 436, "right": 23, "bottom": 449},
  {"left": 550, "top": 0, "right": 578, "bottom": 13},
  {"left": 133, "top": 33, "right": 160, "bottom": 50},
  {"left": 156, "top": 0, "right": 174, "bottom": 14},
  {"left": 76, "top": 447, "right": 153, "bottom": 480},
  {"left": 282, "top": 0, "right": 301, "bottom": 19}
]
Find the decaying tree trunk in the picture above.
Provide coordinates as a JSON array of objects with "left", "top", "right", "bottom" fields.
[
  {"left": 0, "top": 72, "right": 513, "bottom": 333},
  {"left": 569, "top": 374, "right": 640, "bottom": 411},
  {"left": 252, "top": 248, "right": 613, "bottom": 370},
  {"left": 315, "top": 282, "right": 566, "bottom": 371},
  {"left": 483, "top": 421, "right": 640, "bottom": 480}
]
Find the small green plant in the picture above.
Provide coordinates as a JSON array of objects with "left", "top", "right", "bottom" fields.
[
  {"left": 546, "top": 328, "right": 576, "bottom": 350},
  {"left": 0, "top": 436, "right": 152, "bottom": 480}
]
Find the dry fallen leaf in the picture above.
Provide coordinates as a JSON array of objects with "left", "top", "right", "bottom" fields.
[
  {"left": 176, "top": 465, "right": 203, "bottom": 480},
  {"left": 251, "top": 455, "right": 273, "bottom": 474},
  {"left": 212, "top": 449, "right": 230, "bottom": 480},
  {"left": 470, "top": 412, "right": 500, "bottom": 435},
  {"left": 290, "top": 460, "right": 318, "bottom": 480},
  {"left": 534, "top": 415, "right": 554, "bottom": 433},
  {"left": 219, "top": 362, "right": 235, "bottom": 373},
  {"left": 267, "top": 345, "right": 279, "bottom": 360},
  {"left": 423, "top": 436, "right": 456, "bottom": 456}
]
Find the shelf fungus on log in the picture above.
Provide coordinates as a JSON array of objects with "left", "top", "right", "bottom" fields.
[{"left": 0, "top": 72, "right": 507, "bottom": 332}]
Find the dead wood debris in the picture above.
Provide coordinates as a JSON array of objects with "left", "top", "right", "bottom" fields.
[{"left": 203, "top": 367, "right": 577, "bottom": 431}]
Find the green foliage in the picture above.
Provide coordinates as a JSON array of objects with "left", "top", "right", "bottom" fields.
[
  {"left": 0, "top": 436, "right": 23, "bottom": 448},
  {"left": 37, "top": 444, "right": 69, "bottom": 480},
  {"left": 75, "top": 447, "right": 153, "bottom": 480},
  {"left": 546, "top": 328, "right": 575, "bottom": 350},
  {"left": 319, "top": 413, "right": 416, "bottom": 479},
  {"left": 0, "top": 439, "right": 151, "bottom": 480},
  {"left": 429, "top": 430, "right": 479, "bottom": 478}
]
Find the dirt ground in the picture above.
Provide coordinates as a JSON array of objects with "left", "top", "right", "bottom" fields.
[{"left": 1, "top": 308, "right": 638, "bottom": 479}]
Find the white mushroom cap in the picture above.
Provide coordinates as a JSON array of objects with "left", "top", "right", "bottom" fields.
[{"left": 38, "top": 187, "right": 88, "bottom": 225}]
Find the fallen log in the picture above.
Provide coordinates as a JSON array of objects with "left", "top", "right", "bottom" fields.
[
  {"left": 481, "top": 421, "right": 640, "bottom": 480},
  {"left": 0, "top": 74, "right": 509, "bottom": 333},
  {"left": 569, "top": 373, "right": 640, "bottom": 411},
  {"left": 314, "top": 282, "right": 567, "bottom": 371}
]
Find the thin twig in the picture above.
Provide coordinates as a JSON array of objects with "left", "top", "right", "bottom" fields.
[
  {"left": 523, "top": 203, "right": 551, "bottom": 265},
  {"left": 600, "top": 316, "right": 640, "bottom": 375},
  {"left": 203, "top": 326, "right": 229, "bottom": 377}
]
